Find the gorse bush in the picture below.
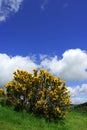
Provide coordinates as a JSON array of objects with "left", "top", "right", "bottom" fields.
[{"left": 5, "top": 69, "right": 70, "bottom": 120}]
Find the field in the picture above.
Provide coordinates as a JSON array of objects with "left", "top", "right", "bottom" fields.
[{"left": 0, "top": 103, "right": 87, "bottom": 130}]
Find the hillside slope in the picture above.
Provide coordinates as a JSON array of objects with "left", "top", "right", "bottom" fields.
[{"left": 0, "top": 103, "right": 87, "bottom": 130}]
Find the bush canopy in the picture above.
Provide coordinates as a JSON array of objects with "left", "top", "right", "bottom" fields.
[{"left": 5, "top": 69, "right": 70, "bottom": 120}]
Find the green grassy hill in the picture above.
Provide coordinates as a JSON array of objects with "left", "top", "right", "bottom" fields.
[
  {"left": 0, "top": 103, "right": 87, "bottom": 130},
  {"left": 74, "top": 102, "right": 87, "bottom": 113}
]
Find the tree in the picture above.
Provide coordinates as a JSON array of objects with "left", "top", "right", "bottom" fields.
[{"left": 5, "top": 69, "right": 70, "bottom": 120}]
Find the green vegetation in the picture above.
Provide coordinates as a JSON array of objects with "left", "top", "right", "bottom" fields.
[
  {"left": 0, "top": 103, "right": 87, "bottom": 130},
  {"left": 0, "top": 69, "right": 86, "bottom": 130},
  {"left": 74, "top": 102, "right": 87, "bottom": 113}
]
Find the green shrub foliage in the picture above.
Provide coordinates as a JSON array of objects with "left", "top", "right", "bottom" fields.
[{"left": 5, "top": 69, "right": 70, "bottom": 120}]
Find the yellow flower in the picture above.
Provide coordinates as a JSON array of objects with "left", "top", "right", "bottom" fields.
[
  {"left": 56, "top": 107, "right": 61, "bottom": 114},
  {"left": 0, "top": 88, "right": 4, "bottom": 94},
  {"left": 54, "top": 89, "right": 57, "bottom": 94},
  {"left": 55, "top": 95, "right": 59, "bottom": 99},
  {"left": 53, "top": 77, "right": 58, "bottom": 83},
  {"left": 52, "top": 98, "right": 56, "bottom": 101},
  {"left": 29, "top": 82, "right": 32, "bottom": 85},
  {"left": 34, "top": 76, "right": 39, "bottom": 82},
  {"left": 22, "top": 87, "right": 26, "bottom": 91},
  {"left": 58, "top": 86, "right": 61, "bottom": 90},
  {"left": 39, "top": 91, "right": 44, "bottom": 95},
  {"left": 37, "top": 100, "right": 46, "bottom": 106}
]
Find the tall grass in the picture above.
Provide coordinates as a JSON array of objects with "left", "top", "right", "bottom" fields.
[{"left": 0, "top": 104, "right": 87, "bottom": 130}]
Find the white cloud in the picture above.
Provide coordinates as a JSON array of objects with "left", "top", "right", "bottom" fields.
[
  {"left": 40, "top": 49, "right": 87, "bottom": 81},
  {"left": 68, "top": 84, "right": 87, "bottom": 104},
  {"left": 0, "top": 48, "right": 87, "bottom": 87},
  {"left": 71, "top": 97, "right": 87, "bottom": 104},
  {"left": 68, "top": 84, "right": 87, "bottom": 97},
  {"left": 0, "top": 15, "right": 5, "bottom": 21},
  {"left": 0, "top": 0, "right": 23, "bottom": 22},
  {"left": 0, "top": 53, "right": 38, "bottom": 87}
]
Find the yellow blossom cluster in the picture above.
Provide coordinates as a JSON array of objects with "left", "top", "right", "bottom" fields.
[{"left": 36, "top": 100, "right": 46, "bottom": 108}]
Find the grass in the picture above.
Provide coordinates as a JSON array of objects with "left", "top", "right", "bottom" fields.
[{"left": 0, "top": 104, "right": 87, "bottom": 130}]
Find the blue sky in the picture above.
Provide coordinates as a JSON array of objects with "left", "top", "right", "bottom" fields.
[{"left": 0, "top": 0, "right": 87, "bottom": 104}]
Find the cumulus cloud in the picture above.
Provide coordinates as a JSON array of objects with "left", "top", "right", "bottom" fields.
[
  {"left": 71, "top": 97, "right": 87, "bottom": 104},
  {"left": 0, "top": 0, "right": 23, "bottom": 22},
  {"left": 68, "top": 84, "right": 87, "bottom": 97},
  {"left": 67, "top": 84, "right": 87, "bottom": 104},
  {"left": 0, "top": 53, "right": 38, "bottom": 87},
  {"left": 40, "top": 48, "right": 87, "bottom": 81},
  {"left": 0, "top": 48, "right": 87, "bottom": 87}
]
